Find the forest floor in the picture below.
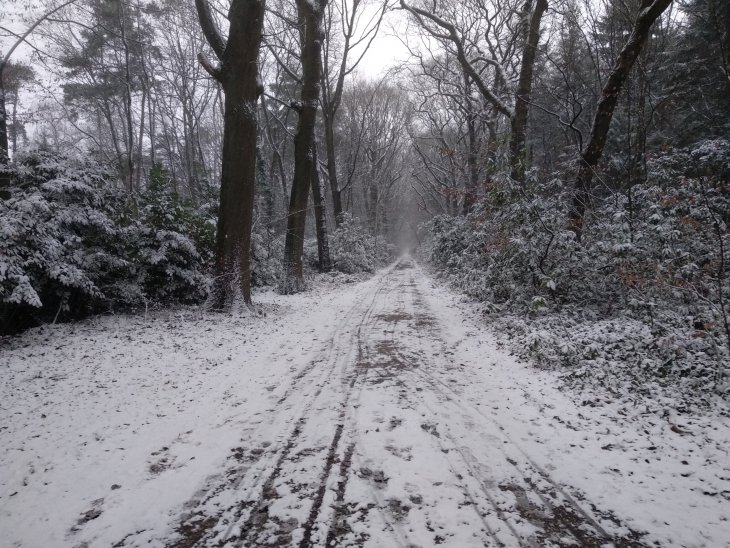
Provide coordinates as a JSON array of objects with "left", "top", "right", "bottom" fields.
[{"left": 1, "top": 258, "right": 729, "bottom": 548}]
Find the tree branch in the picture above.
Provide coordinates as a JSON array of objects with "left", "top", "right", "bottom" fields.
[
  {"left": 195, "top": 0, "right": 226, "bottom": 61},
  {"left": 197, "top": 52, "right": 222, "bottom": 81},
  {"left": 399, "top": 0, "right": 514, "bottom": 119},
  {"left": 1, "top": 0, "right": 80, "bottom": 75}
]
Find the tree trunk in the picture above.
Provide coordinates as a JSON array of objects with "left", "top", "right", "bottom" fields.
[
  {"left": 311, "top": 144, "right": 332, "bottom": 272},
  {"left": 135, "top": 86, "right": 146, "bottom": 190},
  {"left": 323, "top": 112, "right": 344, "bottom": 225},
  {"left": 570, "top": 0, "right": 673, "bottom": 241},
  {"left": 280, "top": 0, "right": 328, "bottom": 294},
  {"left": 0, "top": 79, "right": 9, "bottom": 197},
  {"left": 509, "top": 0, "right": 548, "bottom": 183},
  {"left": 260, "top": 92, "right": 290, "bottom": 222},
  {"left": 10, "top": 88, "right": 19, "bottom": 157},
  {"left": 101, "top": 100, "right": 125, "bottom": 174},
  {"left": 148, "top": 89, "right": 156, "bottom": 166},
  {"left": 366, "top": 182, "right": 378, "bottom": 232},
  {"left": 118, "top": 0, "right": 136, "bottom": 192},
  {"left": 197, "top": 0, "right": 265, "bottom": 308},
  {"left": 463, "top": 77, "right": 479, "bottom": 214},
  {"left": 211, "top": 84, "right": 259, "bottom": 307}
]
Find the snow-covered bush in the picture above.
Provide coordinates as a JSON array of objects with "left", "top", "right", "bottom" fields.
[
  {"left": 251, "top": 229, "right": 283, "bottom": 287},
  {"left": 330, "top": 213, "right": 395, "bottom": 273},
  {"left": 1, "top": 152, "right": 118, "bottom": 330},
  {"left": 425, "top": 175, "right": 580, "bottom": 307},
  {"left": 427, "top": 141, "right": 729, "bottom": 321},
  {"left": 124, "top": 164, "right": 213, "bottom": 303},
  {"left": 0, "top": 153, "right": 213, "bottom": 333},
  {"left": 497, "top": 309, "right": 727, "bottom": 408},
  {"left": 424, "top": 140, "right": 730, "bottom": 401}
]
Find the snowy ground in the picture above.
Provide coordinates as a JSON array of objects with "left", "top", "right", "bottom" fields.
[{"left": 1, "top": 259, "right": 729, "bottom": 547}]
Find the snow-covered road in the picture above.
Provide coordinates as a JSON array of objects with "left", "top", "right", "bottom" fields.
[{"left": 2, "top": 259, "right": 729, "bottom": 547}]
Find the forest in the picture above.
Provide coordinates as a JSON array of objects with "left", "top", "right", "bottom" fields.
[
  {"left": 1, "top": 0, "right": 729, "bottom": 546},
  {"left": 2, "top": 0, "right": 728, "bottom": 400}
]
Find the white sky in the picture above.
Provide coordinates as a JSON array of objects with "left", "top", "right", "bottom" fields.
[
  {"left": 357, "top": 7, "right": 412, "bottom": 78},
  {"left": 1, "top": 1, "right": 412, "bottom": 77}
]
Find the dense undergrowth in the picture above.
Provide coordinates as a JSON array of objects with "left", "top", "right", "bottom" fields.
[
  {"left": 327, "top": 213, "right": 396, "bottom": 274},
  {"left": 423, "top": 139, "right": 730, "bottom": 409},
  {"left": 0, "top": 153, "right": 213, "bottom": 333},
  {"left": 253, "top": 213, "right": 395, "bottom": 288},
  {"left": 0, "top": 151, "right": 392, "bottom": 334}
]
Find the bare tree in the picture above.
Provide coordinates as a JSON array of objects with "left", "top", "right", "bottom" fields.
[
  {"left": 569, "top": 0, "right": 673, "bottom": 241},
  {"left": 0, "top": 0, "right": 79, "bottom": 194},
  {"left": 404, "top": 51, "right": 491, "bottom": 214},
  {"left": 400, "top": 0, "right": 548, "bottom": 183},
  {"left": 196, "top": 0, "right": 266, "bottom": 307},
  {"left": 154, "top": 2, "right": 219, "bottom": 200},
  {"left": 321, "top": 0, "right": 388, "bottom": 225},
  {"left": 280, "top": 0, "right": 329, "bottom": 293},
  {"left": 354, "top": 81, "right": 410, "bottom": 234}
]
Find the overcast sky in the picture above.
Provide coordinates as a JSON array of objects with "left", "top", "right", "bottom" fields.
[
  {"left": 357, "top": 7, "right": 412, "bottom": 78},
  {"left": 1, "top": 1, "right": 415, "bottom": 76}
]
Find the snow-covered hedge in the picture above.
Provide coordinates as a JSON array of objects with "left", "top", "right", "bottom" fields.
[
  {"left": 424, "top": 140, "right": 730, "bottom": 401},
  {"left": 0, "top": 153, "right": 213, "bottom": 333},
  {"left": 251, "top": 229, "right": 284, "bottom": 287},
  {"left": 128, "top": 163, "right": 213, "bottom": 303},
  {"left": 425, "top": 175, "right": 578, "bottom": 307},
  {"left": 330, "top": 213, "right": 395, "bottom": 273}
]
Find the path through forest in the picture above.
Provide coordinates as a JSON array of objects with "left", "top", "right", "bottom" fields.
[
  {"left": 165, "top": 257, "right": 645, "bottom": 547},
  {"left": 2, "top": 259, "right": 728, "bottom": 547}
]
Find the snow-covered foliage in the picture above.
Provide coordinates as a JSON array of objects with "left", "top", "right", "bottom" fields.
[
  {"left": 424, "top": 140, "right": 730, "bottom": 406},
  {"left": 3, "top": 260, "right": 728, "bottom": 547},
  {"left": 251, "top": 229, "right": 284, "bottom": 287},
  {"left": 0, "top": 153, "right": 213, "bottom": 332},
  {"left": 424, "top": 175, "right": 578, "bottom": 306},
  {"left": 498, "top": 311, "right": 727, "bottom": 410},
  {"left": 125, "top": 164, "right": 213, "bottom": 303},
  {"left": 330, "top": 213, "right": 395, "bottom": 273}
]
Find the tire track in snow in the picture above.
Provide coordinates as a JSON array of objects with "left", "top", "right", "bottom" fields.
[
  {"left": 329, "top": 314, "right": 414, "bottom": 548},
  {"left": 339, "top": 261, "right": 485, "bottom": 548},
  {"left": 322, "top": 441, "right": 356, "bottom": 547},
  {"left": 151, "top": 271, "right": 392, "bottom": 548},
  {"left": 393, "top": 265, "right": 648, "bottom": 547},
  {"left": 292, "top": 270, "right": 408, "bottom": 547},
  {"left": 126, "top": 259, "right": 649, "bottom": 548},
  {"left": 375, "top": 267, "right": 513, "bottom": 547},
  {"left": 218, "top": 271, "right": 391, "bottom": 547},
  {"left": 339, "top": 261, "right": 636, "bottom": 547}
]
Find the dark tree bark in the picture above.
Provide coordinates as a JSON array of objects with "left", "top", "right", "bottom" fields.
[
  {"left": 509, "top": 0, "right": 549, "bottom": 183},
  {"left": 323, "top": 113, "right": 344, "bottom": 223},
  {"left": 196, "top": 0, "right": 265, "bottom": 308},
  {"left": 0, "top": 77, "right": 7, "bottom": 161},
  {"left": 280, "top": 0, "right": 328, "bottom": 294},
  {"left": 463, "top": 75, "right": 479, "bottom": 214},
  {"left": 0, "top": 79, "right": 9, "bottom": 198},
  {"left": 570, "top": 0, "right": 673, "bottom": 241},
  {"left": 310, "top": 143, "right": 332, "bottom": 272}
]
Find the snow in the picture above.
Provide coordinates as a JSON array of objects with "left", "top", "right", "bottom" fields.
[
  {"left": 1, "top": 260, "right": 728, "bottom": 547},
  {"left": 421, "top": 271, "right": 730, "bottom": 547}
]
